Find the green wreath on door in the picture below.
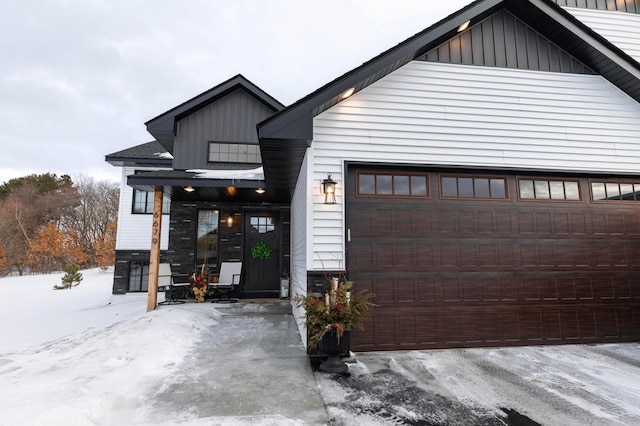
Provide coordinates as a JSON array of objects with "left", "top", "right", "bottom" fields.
[{"left": 251, "top": 240, "right": 271, "bottom": 260}]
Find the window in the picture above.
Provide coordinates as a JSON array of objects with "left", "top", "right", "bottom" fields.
[
  {"left": 197, "top": 210, "right": 219, "bottom": 269},
  {"left": 440, "top": 175, "right": 507, "bottom": 199},
  {"left": 132, "top": 189, "right": 170, "bottom": 214},
  {"left": 128, "top": 262, "right": 148, "bottom": 292},
  {"left": 518, "top": 178, "right": 580, "bottom": 201},
  {"left": 208, "top": 142, "right": 261, "bottom": 164},
  {"left": 591, "top": 181, "right": 640, "bottom": 202},
  {"left": 357, "top": 172, "right": 428, "bottom": 197},
  {"left": 250, "top": 216, "right": 275, "bottom": 233}
]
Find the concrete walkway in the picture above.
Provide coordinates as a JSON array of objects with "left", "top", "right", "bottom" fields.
[{"left": 152, "top": 299, "right": 329, "bottom": 425}]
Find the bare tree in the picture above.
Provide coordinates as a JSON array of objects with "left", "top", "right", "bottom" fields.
[{"left": 60, "top": 175, "right": 119, "bottom": 266}]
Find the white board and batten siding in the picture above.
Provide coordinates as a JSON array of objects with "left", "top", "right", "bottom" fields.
[
  {"left": 310, "top": 60, "right": 640, "bottom": 270},
  {"left": 563, "top": 7, "right": 640, "bottom": 63},
  {"left": 115, "top": 167, "right": 169, "bottom": 251}
]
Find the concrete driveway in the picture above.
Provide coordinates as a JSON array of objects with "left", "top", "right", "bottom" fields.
[
  {"left": 315, "top": 343, "right": 640, "bottom": 425},
  {"left": 143, "top": 298, "right": 640, "bottom": 425}
]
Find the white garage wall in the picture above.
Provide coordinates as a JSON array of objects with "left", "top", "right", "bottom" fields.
[
  {"left": 309, "top": 60, "right": 640, "bottom": 271},
  {"left": 563, "top": 7, "right": 640, "bottom": 63},
  {"left": 290, "top": 152, "right": 311, "bottom": 335},
  {"left": 115, "top": 167, "right": 169, "bottom": 251}
]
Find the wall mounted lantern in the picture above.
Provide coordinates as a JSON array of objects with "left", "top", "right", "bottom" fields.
[{"left": 322, "top": 174, "right": 337, "bottom": 204}]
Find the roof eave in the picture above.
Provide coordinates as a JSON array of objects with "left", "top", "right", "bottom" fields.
[
  {"left": 257, "top": 0, "right": 640, "bottom": 193},
  {"left": 104, "top": 155, "right": 172, "bottom": 168},
  {"left": 257, "top": 0, "right": 502, "bottom": 140}
]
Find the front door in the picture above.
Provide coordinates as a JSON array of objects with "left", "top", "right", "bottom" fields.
[{"left": 243, "top": 211, "right": 280, "bottom": 297}]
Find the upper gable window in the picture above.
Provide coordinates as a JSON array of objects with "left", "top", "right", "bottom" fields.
[{"left": 208, "top": 142, "right": 261, "bottom": 164}]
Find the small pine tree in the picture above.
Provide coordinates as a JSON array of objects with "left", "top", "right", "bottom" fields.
[{"left": 54, "top": 263, "right": 83, "bottom": 290}]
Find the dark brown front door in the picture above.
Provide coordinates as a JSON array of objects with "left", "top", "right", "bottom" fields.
[{"left": 243, "top": 211, "right": 280, "bottom": 297}]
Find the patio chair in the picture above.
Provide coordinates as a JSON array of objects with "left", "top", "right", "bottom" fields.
[
  {"left": 210, "top": 261, "right": 242, "bottom": 303},
  {"left": 157, "top": 263, "right": 188, "bottom": 305}
]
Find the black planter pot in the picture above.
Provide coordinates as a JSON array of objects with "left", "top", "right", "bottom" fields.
[{"left": 318, "top": 332, "right": 349, "bottom": 373}]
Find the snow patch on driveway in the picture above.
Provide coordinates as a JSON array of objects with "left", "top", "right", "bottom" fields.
[{"left": 316, "top": 344, "right": 640, "bottom": 425}]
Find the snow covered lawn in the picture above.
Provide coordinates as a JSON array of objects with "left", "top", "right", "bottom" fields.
[
  {"left": 0, "top": 269, "right": 326, "bottom": 426},
  {"left": 0, "top": 269, "right": 221, "bottom": 425}
]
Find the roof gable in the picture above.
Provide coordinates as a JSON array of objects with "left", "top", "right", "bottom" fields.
[
  {"left": 257, "top": 0, "right": 640, "bottom": 190},
  {"left": 422, "top": 9, "right": 594, "bottom": 74},
  {"left": 146, "top": 74, "right": 283, "bottom": 153}
]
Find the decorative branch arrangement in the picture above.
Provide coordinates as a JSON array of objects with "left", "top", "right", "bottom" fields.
[{"left": 295, "top": 277, "right": 376, "bottom": 349}]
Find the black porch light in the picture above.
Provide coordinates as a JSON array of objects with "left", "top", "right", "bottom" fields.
[{"left": 321, "top": 174, "right": 337, "bottom": 204}]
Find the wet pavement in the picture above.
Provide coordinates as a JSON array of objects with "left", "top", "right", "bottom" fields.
[{"left": 152, "top": 299, "right": 329, "bottom": 425}]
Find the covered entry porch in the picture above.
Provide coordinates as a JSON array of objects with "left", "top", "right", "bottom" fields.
[{"left": 126, "top": 170, "right": 290, "bottom": 308}]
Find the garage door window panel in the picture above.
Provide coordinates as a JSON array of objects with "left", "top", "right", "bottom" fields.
[
  {"left": 591, "top": 180, "right": 640, "bottom": 202},
  {"left": 357, "top": 172, "right": 430, "bottom": 197},
  {"left": 518, "top": 178, "right": 581, "bottom": 201},
  {"left": 440, "top": 175, "right": 508, "bottom": 199}
]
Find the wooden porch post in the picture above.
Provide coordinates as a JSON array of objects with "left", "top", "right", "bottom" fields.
[{"left": 147, "top": 186, "right": 164, "bottom": 312}]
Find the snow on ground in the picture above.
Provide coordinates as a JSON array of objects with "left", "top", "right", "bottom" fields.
[
  {"left": 0, "top": 269, "right": 218, "bottom": 425},
  {"left": 0, "top": 269, "right": 325, "bottom": 426},
  {"left": 316, "top": 342, "right": 640, "bottom": 425},
  {"left": 3, "top": 269, "right": 640, "bottom": 426}
]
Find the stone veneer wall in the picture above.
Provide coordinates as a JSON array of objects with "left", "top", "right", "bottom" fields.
[
  {"left": 167, "top": 200, "right": 244, "bottom": 276},
  {"left": 112, "top": 249, "right": 170, "bottom": 294}
]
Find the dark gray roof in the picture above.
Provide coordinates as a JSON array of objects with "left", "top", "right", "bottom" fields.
[
  {"left": 146, "top": 74, "right": 284, "bottom": 154},
  {"left": 105, "top": 141, "right": 172, "bottom": 168},
  {"left": 257, "top": 0, "right": 640, "bottom": 191}
]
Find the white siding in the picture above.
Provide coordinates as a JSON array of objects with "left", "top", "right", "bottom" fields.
[
  {"left": 308, "top": 141, "right": 346, "bottom": 271},
  {"left": 115, "top": 167, "right": 169, "bottom": 251},
  {"left": 290, "top": 152, "right": 310, "bottom": 339},
  {"left": 310, "top": 61, "right": 640, "bottom": 269},
  {"left": 563, "top": 7, "right": 640, "bottom": 63}
]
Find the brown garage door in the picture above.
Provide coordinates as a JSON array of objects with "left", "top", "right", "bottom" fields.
[{"left": 346, "top": 167, "right": 640, "bottom": 351}]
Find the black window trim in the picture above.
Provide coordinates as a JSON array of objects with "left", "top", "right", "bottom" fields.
[
  {"left": 131, "top": 188, "right": 171, "bottom": 215},
  {"left": 207, "top": 141, "right": 262, "bottom": 165}
]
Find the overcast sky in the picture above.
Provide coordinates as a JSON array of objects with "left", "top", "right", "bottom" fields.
[{"left": 0, "top": 0, "right": 472, "bottom": 184}]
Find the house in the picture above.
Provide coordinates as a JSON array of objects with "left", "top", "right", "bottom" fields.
[
  {"left": 108, "top": 0, "right": 640, "bottom": 352},
  {"left": 106, "top": 75, "right": 289, "bottom": 298}
]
